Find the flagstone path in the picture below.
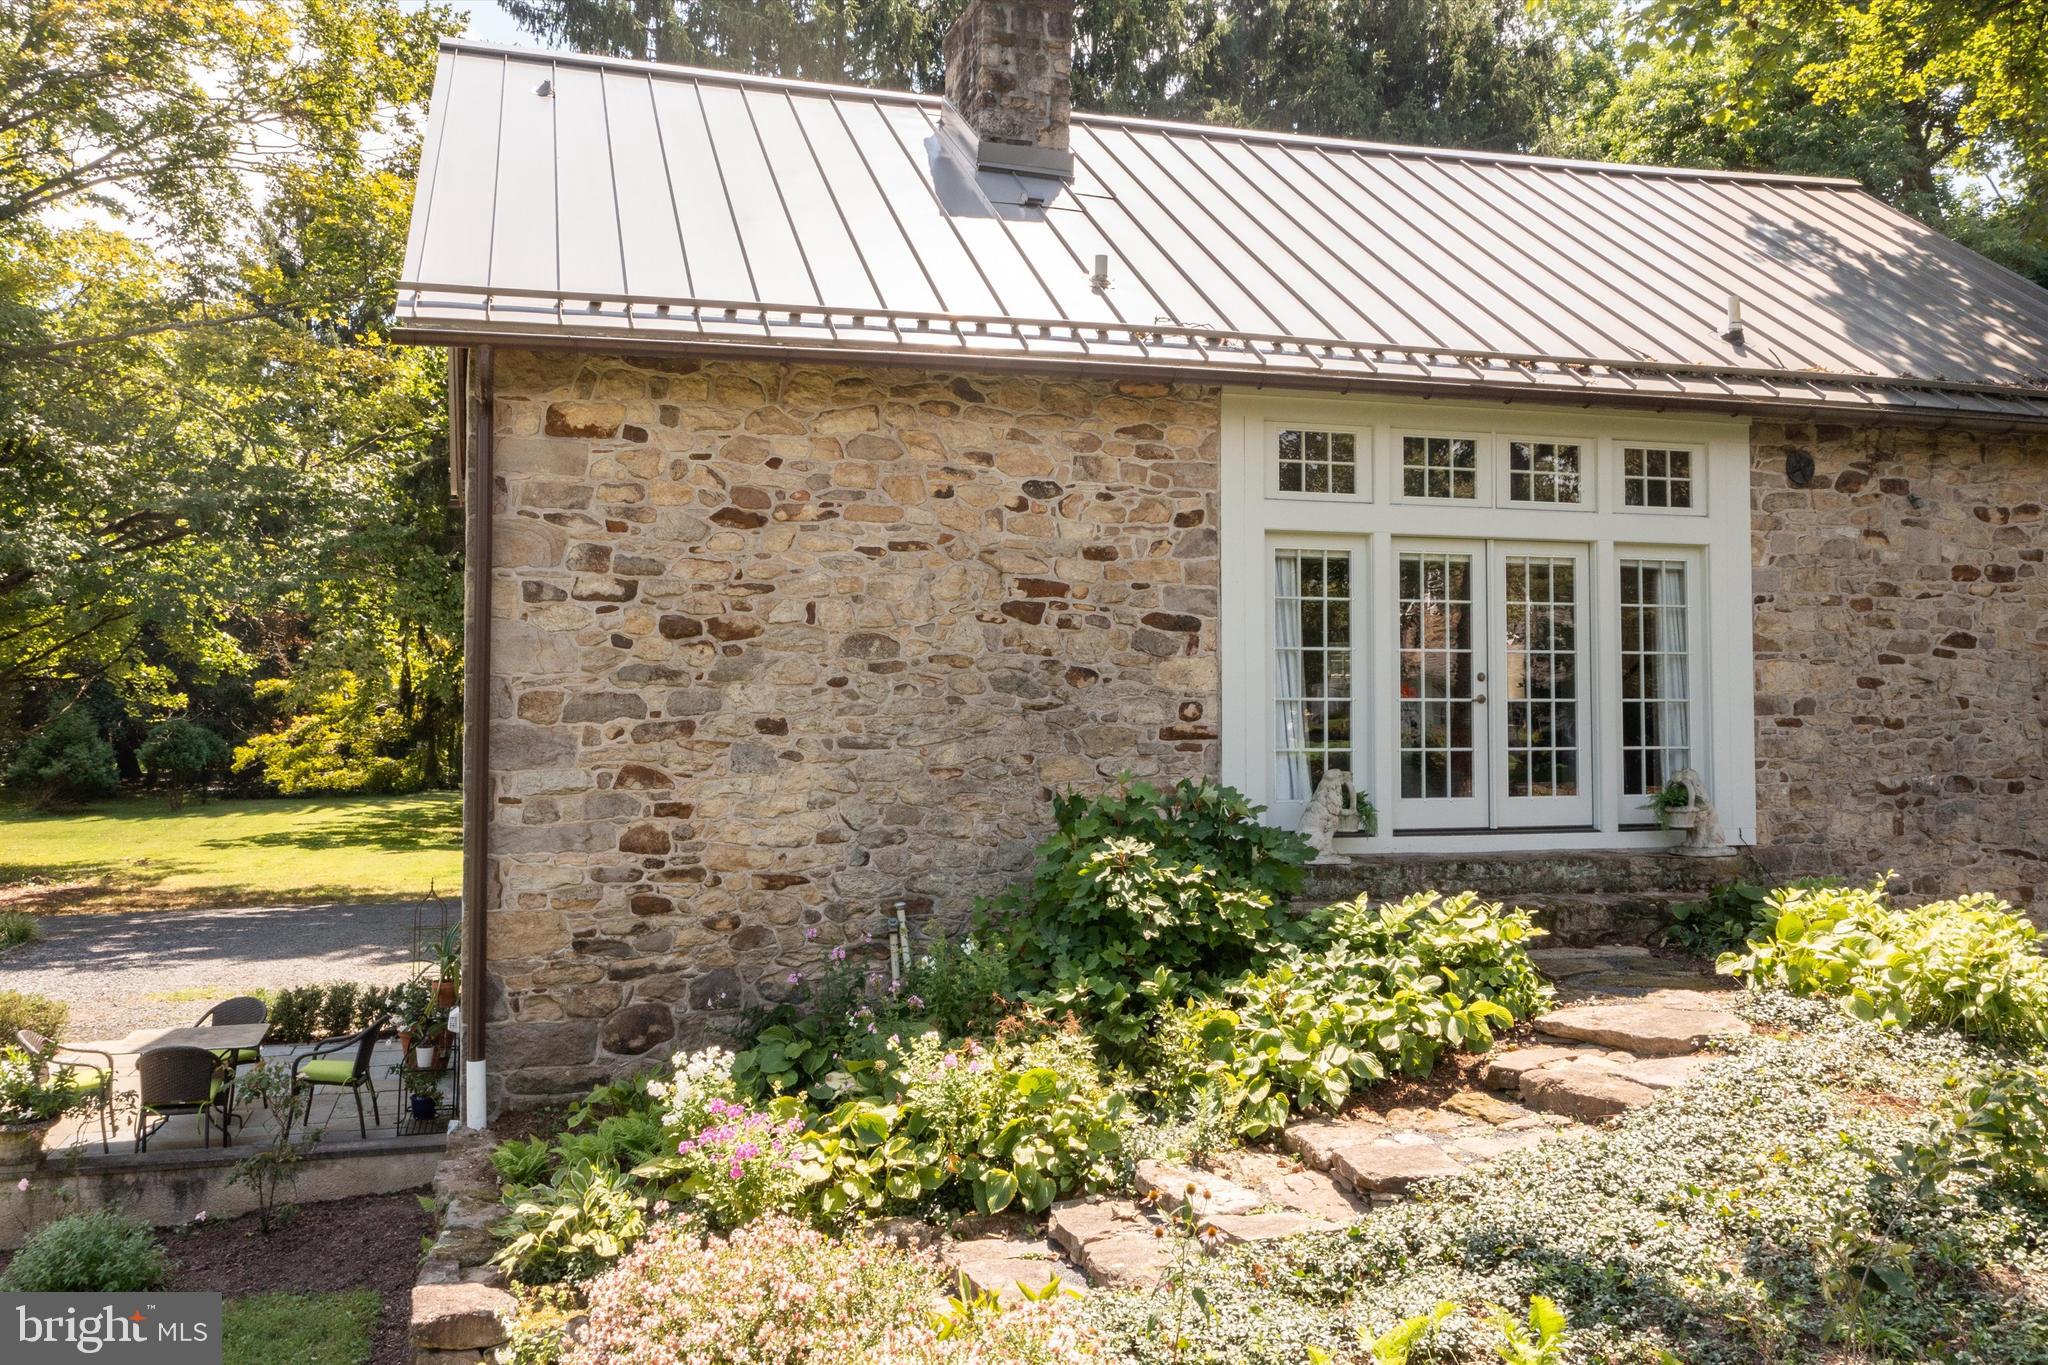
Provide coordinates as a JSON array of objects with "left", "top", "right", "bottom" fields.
[{"left": 937, "top": 946, "right": 1749, "bottom": 1299}]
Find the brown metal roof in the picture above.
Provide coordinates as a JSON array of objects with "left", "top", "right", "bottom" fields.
[{"left": 395, "top": 40, "right": 2048, "bottom": 426}]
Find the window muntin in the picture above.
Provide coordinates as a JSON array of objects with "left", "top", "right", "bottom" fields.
[
  {"left": 1400, "top": 435, "right": 1479, "bottom": 500},
  {"left": 1619, "top": 558, "right": 1690, "bottom": 798},
  {"left": 1397, "top": 551, "right": 1478, "bottom": 800},
  {"left": 1622, "top": 446, "right": 1695, "bottom": 509},
  {"left": 1276, "top": 427, "right": 1359, "bottom": 496},
  {"left": 1273, "top": 549, "right": 1353, "bottom": 801},
  {"left": 1503, "top": 556, "right": 1579, "bottom": 797},
  {"left": 1507, "top": 440, "right": 1586, "bottom": 506}
]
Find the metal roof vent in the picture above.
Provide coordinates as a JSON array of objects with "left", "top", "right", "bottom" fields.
[
  {"left": 1722, "top": 294, "right": 1746, "bottom": 345},
  {"left": 941, "top": 0, "right": 1076, "bottom": 181}
]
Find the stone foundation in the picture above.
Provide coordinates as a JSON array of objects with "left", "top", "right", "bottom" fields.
[
  {"left": 483, "top": 352, "right": 1221, "bottom": 1105},
  {"left": 1750, "top": 420, "right": 2048, "bottom": 911}
]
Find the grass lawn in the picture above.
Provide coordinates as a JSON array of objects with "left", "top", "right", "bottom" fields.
[
  {"left": 222, "top": 1290, "right": 380, "bottom": 1365},
  {"left": 0, "top": 793, "right": 461, "bottom": 913}
]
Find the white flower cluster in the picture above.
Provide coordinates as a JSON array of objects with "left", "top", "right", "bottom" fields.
[{"left": 647, "top": 1045, "right": 738, "bottom": 1134}]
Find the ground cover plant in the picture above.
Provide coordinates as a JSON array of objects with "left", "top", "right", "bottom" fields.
[{"left": 0, "top": 791, "right": 460, "bottom": 912}]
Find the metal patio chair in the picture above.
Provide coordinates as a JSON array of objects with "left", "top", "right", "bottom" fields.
[
  {"left": 15, "top": 1028, "right": 113, "bottom": 1154},
  {"left": 134, "top": 1046, "right": 233, "bottom": 1153},
  {"left": 286, "top": 1024, "right": 384, "bottom": 1140}
]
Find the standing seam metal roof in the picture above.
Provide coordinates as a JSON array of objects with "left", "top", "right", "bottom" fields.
[{"left": 395, "top": 40, "right": 2048, "bottom": 425}]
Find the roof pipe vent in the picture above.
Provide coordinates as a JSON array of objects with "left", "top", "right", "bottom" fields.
[
  {"left": 1722, "top": 294, "right": 1746, "bottom": 345},
  {"left": 1090, "top": 253, "right": 1111, "bottom": 290},
  {"left": 940, "top": 0, "right": 1077, "bottom": 181}
]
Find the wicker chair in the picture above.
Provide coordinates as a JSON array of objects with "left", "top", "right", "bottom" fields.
[
  {"left": 194, "top": 996, "right": 268, "bottom": 1066},
  {"left": 134, "top": 1046, "right": 233, "bottom": 1153},
  {"left": 15, "top": 1029, "right": 112, "bottom": 1154},
  {"left": 286, "top": 1024, "right": 384, "bottom": 1140}
]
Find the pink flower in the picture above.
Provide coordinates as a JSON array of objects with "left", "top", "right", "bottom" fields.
[
  {"left": 192, "top": 1211, "right": 207, "bottom": 1223},
  {"left": 15, "top": 1177, "right": 27, "bottom": 1193},
  {"left": 786, "top": 971, "right": 803, "bottom": 985}
]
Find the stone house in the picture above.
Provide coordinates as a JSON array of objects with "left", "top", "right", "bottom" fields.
[{"left": 394, "top": 2, "right": 2048, "bottom": 1109}]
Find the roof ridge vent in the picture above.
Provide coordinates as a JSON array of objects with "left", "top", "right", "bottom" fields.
[{"left": 941, "top": 0, "right": 1076, "bottom": 181}]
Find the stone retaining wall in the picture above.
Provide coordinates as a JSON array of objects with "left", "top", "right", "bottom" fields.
[
  {"left": 410, "top": 1130, "right": 515, "bottom": 1365},
  {"left": 1750, "top": 420, "right": 2048, "bottom": 910},
  {"left": 483, "top": 351, "right": 1222, "bottom": 1106}
]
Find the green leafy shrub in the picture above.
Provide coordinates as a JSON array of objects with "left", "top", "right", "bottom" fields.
[
  {"left": 259, "top": 981, "right": 397, "bottom": 1045},
  {"left": 987, "top": 777, "right": 1311, "bottom": 1057},
  {"left": 265, "top": 985, "right": 322, "bottom": 1044},
  {"left": 492, "top": 1161, "right": 651, "bottom": 1285},
  {"left": 0, "top": 989, "right": 68, "bottom": 1043},
  {"left": 318, "top": 982, "right": 360, "bottom": 1039},
  {"left": 136, "top": 718, "right": 231, "bottom": 807},
  {"left": 0, "top": 1213, "right": 167, "bottom": 1291},
  {"left": 1192, "top": 893, "right": 1552, "bottom": 1136},
  {"left": 233, "top": 674, "right": 432, "bottom": 795},
  {"left": 1719, "top": 880, "right": 2048, "bottom": 1047},
  {"left": 491, "top": 1136, "right": 556, "bottom": 1189},
  {"left": 0, "top": 1046, "right": 91, "bottom": 1126},
  {"left": 1664, "top": 877, "right": 1841, "bottom": 958},
  {"left": 0, "top": 911, "right": 39, "bottom": 953},
  {"left": 4, "top": 711, "right": 118, "bottom": 806},
  {"left": 1947, "top": 1063, "right": 2048, "bottom": 1199},
  {"left": 796, "top": 1028, "right": 1128, "bottom": 1219}
]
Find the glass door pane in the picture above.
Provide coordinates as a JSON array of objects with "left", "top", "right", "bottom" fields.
[
  {"left": 1272, "top": 548, "right": 1354, "bottom": 808},
  {"left": 1494, "top": 547, "right": 1593, "bottom": 827},
  {"left": 1620, "top": 558, "right": 1691, "bottom": 812},
  {"left": 1394, "top": 546, "right": 1487, "bottom": 829}
]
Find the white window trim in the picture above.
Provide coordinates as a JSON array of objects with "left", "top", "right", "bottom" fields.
[
  {"left": 1501, "top": 434, "right": 1598, "bottom": 512},
  {"left": 1264, "top": 420, "right": 1373, "bottom": 503},
  {"left": 1606, "top": 437, "right": 1708, "bottom": 517},
  {"left": 1220, "top": 391, "right": 1757, "bottom": 855},
  {"left": 1389, "top": 427, "right": 1493, "bottom": 507}
]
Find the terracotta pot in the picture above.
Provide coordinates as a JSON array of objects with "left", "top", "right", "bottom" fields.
[
  {"left": 0, "top": 1119, "right": 54, "bottom": 1169},
  {"left": 435, "top": 980, "right": 458, "bottom": 1008}
]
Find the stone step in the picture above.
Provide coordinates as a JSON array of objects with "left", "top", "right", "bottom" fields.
[
  {"left": 1297, "top": 850, "right": 1734, "bottom": 909},
  {"left": 1529, "top": 946, "right": 1736, "bottom": 1002},
  {"left": 1513, "top": 892, "right": 1705, "bottom": 948},
  {"left": 1131, "top": 1159, "right": 1267, "bottom": 1218},
  {"left": 1046, "top": 1198, "right": 1172, "bottom": 1290},
  {"left": 1534, "top": 999, "right": 1750, "bottom": 1057},
  {"left": 1279, "top": 1088, "right": 1586, "bottom": 1204},
  {"left": 943, "top": 1231, "right": 1089, "bottom": 1306},
  {"left": 1198, "top": 1148, "right": 1371, "bottom": 1224}
]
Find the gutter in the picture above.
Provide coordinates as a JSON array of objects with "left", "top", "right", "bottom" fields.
[{"left": 459, "top": 345, "right": 493, "bottom": 1127}]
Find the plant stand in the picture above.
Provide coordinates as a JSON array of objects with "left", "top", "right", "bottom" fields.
[{"left": 395, "top": 1059, "right": 456, "bottom": 1138}]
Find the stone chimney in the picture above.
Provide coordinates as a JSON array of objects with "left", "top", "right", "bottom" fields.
[{"left": 941, "top": 0, "right": 1076, "bottom": 180}]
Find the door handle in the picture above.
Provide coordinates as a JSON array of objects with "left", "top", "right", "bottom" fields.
[{"left": 1473, "top": 694, "right": 1487, "bottom": 705}]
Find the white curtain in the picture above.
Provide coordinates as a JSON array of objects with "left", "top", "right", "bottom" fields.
[
  {"left": 1272, "top": 553, "right": 1310, "bottom": 801},
  {"left": 1654, "top": 563, "right": 1689, "bottom": 783}
]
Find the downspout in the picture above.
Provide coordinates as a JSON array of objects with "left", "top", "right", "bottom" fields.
[{"left": 460, "top": 345, "right": 494, "bottom": 1128}]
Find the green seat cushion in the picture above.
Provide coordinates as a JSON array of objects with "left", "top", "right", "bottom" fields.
[
  {"left": 212, "top": 1047, "right": 262, "bottom": 1066},
  {"left": 298, "top": 1059, "right": 358, "bottom": 1085},
  {"left": 57, "top": 1066, "right": 106, "bottom": 1094}
]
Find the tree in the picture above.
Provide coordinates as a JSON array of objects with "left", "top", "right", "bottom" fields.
[
  {"left": 1632, "top": 0, "right": 2047, "bottom": 239},
  {"left": 0, "top": 0, "right": 462, "bottom": 769},
  {"left": 4, "top": 712, "right": 118, "bottom": 807},
  {"left": 137, "top": 719, "right": 231, "bottom": 808},
  {"left": 498, "top": 0, "right": 1564, "bottom": 145}
]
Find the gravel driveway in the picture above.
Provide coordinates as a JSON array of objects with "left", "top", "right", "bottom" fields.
[{"left": 3, "top": 903, "right": 440, "bottom": 1041}]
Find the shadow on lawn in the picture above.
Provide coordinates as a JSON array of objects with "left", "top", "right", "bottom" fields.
[{"left": 198, "top": 801, "right": 461, "bottom": 855}]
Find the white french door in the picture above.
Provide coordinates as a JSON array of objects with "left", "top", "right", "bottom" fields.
[{"left": 1393, "top": 540, "right": 1593, "bottom": 831}]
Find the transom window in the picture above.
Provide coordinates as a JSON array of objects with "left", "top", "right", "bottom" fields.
[
  {"left": 1619, "top": 558, "right": 1691, "bottom": 797},
  {"left": 1400, "top": 435, "right": 1479, "bottom": 500},
  {"left": 1276, "top": 428, "right": 1358, "bottom": 495},
  {"left": 1623, "top": 446, "right": 1695, "bottom": 508},
  {"left": 1507, "top": 441, "right": 1585, "bottom": 506},
  {"left": 1272, "top": 549, "right": 1353, "bottom": 801}
]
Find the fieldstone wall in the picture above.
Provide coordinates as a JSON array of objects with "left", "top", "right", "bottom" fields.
[
  {"left": 483, "top": 351, "right": 1221, "bottom": 1107},
  {"left": 1750, "top": 420, "right": 2048, "bottom": 911}
]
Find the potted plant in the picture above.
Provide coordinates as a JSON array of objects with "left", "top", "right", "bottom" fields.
[
  {"left": 404, "top": 1068, "right": 442, "bottom": 1123},
  {"left": 1652, "top": 781, "right": 1695, "bottom": 830},
  {"left": 1354, "top": 792, "right": 1379, "bottom": 838},
  {"left": 406, "top": 988, "right": 445, "bottom": 1071},
  {"left": 0, "top": 1047, "right": 85, "bottom": 1168},
  {"left": 431, "top": 930, "right": 460, "bottom": 1008},
  {"left": 390, "top": 976, "right": 431, "bottom": 1059}
]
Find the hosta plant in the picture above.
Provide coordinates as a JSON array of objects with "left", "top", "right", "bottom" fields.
[{"left": 1719, "top": 879, "right": 2048, "bottom": 1047}]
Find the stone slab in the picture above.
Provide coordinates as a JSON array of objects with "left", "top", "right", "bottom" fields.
[
  {"left": 1440, "top": 1089, "right": 1534, "bottom": 1125},
  {"left": 410, "top": 1282, "right": 515, "bottom": 1352},
  {"left": 1281, "top": 1116, "right": 1388, "bottom": 1171},
  {"left": 1202, "top": 1150, "right": 1370, "bottom": 1223},
  {"left": 1329, "top": 1141, "right": 1467, "bottom": 1193},
  {"left": 1132, "top": 1159, "right": 1266, "bottom": 1216},
  {"left": 1521, "top": 1063, "right": 1659, "bottom": 1120},
  {"left": 1535, "top": 1002, "right": 1750, "bottom": 1057},
  {"left": 945, "top": 1235, "right": 1087, "bottom": 1306}
]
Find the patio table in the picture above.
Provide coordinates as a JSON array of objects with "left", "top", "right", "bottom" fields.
[{"left": 80, "top": 1024, "right": 272, "bottom": 1054}]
